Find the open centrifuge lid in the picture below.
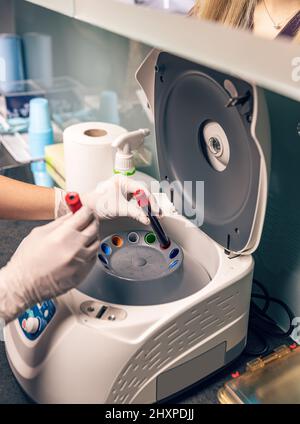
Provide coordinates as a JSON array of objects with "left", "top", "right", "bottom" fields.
[{"left": 136, "top": 50, "right": 271, "bottom": 255}]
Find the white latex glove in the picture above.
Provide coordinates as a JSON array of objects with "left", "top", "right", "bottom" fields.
[
  {"left": 55, "top": 175, "right": 159, "bottom": 225},
  {"left": 0, "top": 207, "right": 99, "bottom": 323}
]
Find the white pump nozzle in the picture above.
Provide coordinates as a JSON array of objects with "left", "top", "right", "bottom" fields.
[{"left": 112, "top": 128, "right": 150, "bottom": 175}]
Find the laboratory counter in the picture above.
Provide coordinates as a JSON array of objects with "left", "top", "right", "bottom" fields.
[{"left": 0, "top": 216, "right": 292, "bottom": 404}]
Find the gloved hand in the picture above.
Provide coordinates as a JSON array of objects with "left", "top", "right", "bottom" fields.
[
  {"left": 55, "top": 175, "right": 159, "bottom": 225},
  {"left": 0, "top": 207, "right": 99, "bottom": 323}
]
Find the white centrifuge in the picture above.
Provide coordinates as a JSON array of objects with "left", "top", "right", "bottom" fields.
[{"left": 4, "top": 50, "right": 271, "bottom": 404}]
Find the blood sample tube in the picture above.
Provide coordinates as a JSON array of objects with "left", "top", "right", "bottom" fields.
[
  {"left": 134, "top": 189, "right": 170, "bottom": 249},
  {"left": 65, "top": 192, "right": 82, "bottom": 214}
]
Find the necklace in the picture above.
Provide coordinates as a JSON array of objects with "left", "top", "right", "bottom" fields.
[{"left": 263, "top": 0, "right": 300, "bottom": 30}]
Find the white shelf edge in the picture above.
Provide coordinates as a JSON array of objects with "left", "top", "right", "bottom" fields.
[
  {"left": 25, "top": 0, "right": 74, "bottom": 17},
  {"left": 74, "top": 0, "right": 300, "bottom": 102}
]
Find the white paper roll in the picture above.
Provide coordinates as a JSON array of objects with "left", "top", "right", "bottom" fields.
[{"left": 64, "top": 122, "right": 127, "bottom": 193}]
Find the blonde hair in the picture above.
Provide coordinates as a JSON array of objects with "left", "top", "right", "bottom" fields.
[
  {"left": 191, "top": 0, "right": 300, "bottom": 41},
  {"left": 191, "top": 0, "right": 258, "bottom": 28}
]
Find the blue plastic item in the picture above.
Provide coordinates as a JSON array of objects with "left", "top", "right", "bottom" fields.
[
  {"left": 28, "top": 98, "right": 54, "bottom": 186},
  {"left": 0, "top": 117, "right": 29, "bottom": 134},
  {"left": 23, "top": 33, "right": 53, "bottom": 87},
  {"left": 32, "top": 171, "right": 53, "bottom": 188},
  {"left": 0, "top": 34, "right": 24, "bottom": 92}
]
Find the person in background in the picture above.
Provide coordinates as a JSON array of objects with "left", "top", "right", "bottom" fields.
[
  {"left": 0, "top": 175, "right": 153, "bottom": 323},
  {"left": 191, "top": 0, "right": 300, "bottom": 40}
]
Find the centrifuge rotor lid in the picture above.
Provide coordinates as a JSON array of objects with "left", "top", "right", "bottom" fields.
[{"left": 151, "top": 52, "right": 270, "bottom": 255}]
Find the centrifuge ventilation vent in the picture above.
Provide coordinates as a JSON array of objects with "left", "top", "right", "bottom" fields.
[{"left": 107, "top": 286, "right": 244, "bottom": 404}]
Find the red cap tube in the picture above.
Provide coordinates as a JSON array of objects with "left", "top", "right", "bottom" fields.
[
  {"left": 65, "top": 192, "right": 82, "bottom": 214},
  {"left": 133, "top": 189, "right": 150, "bottom": 209}
]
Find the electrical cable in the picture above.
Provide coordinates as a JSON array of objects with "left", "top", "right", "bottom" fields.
[{"left": 245, "top": 279, "right": 296, "bottom": 356}]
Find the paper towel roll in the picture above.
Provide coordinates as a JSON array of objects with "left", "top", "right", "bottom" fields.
[{"left": 64, "top": 122, "right": 127, "bottom": 193}]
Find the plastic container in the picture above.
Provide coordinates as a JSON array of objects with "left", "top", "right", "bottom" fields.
[
  {"left": 218, "top": 345, "right": 300, "bottom": 404},
  {"left": 0, "top": 79, "right": 45, "bottom": 119},
  {"left": 0, "top": 34, "right": 24, "bottom": 92},
  {"left": 28, "top": 97, "right": 54, "bottom": 187}
]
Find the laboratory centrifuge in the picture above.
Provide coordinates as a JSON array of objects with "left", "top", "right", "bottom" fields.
[{"left": 5, "top": 50, "right": 271, "bottom": 404}]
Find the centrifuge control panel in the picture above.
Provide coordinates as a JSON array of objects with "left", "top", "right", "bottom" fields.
[{"left": 18, "top": 300, "right": 56, "bottom": 340}]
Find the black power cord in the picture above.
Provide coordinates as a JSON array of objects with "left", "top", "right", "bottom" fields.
[{"left": 245, "top": 279, "right": 296, "bottom": 356}]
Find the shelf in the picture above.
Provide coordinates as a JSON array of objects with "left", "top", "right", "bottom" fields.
[
  {"left": 73, "top": 0, "right": 300, "bottom": 102},
  {"left": 27, "top": 0, "right": 300, "bottom": 101},
  {"left": 26, "top": 0, "right": 74, "bottom": 17}
]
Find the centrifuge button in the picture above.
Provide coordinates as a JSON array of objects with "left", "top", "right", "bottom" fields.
[
  {"left": 22, "top": 317, "right": 40, "bottom": 334},
  {"left": 108, "top": 315, "right": 116, "bottom": 321},
  {"left": 87, "top": 306, "right": 95, "bottom": 313}
]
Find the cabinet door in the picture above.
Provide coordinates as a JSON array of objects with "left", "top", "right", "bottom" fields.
[{"left": 25, "top": 0, "right": 74, "bottom": 16}]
